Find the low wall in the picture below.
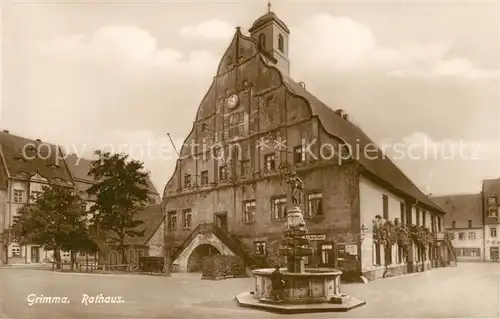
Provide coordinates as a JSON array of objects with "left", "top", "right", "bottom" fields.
[{"left": 362, "top": 261, "right": 432, "bottom": 281}]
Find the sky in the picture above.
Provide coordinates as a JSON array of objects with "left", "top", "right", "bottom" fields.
[{"left": 1, "top": 0, "right": 499, "bottom": 196}]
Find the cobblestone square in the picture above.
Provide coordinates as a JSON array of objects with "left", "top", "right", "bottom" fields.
[{"left": 1, "top": 263, "right": 499, "bottom": 318}]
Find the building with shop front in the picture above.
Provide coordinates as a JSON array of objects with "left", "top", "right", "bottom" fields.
[
  {"left": 162, "top": 7, "right": 451, "bottom": 280},
  {"left": 0, "top": 130, "right": 163, "bottom": 265},
  {"left": 433, "top": 178, "right": 500, "bottom": 263},
  {"left": 432, "top": 194, "right": 483, "bottom": 261},
  {"left": 481, "top": 178, "right": 500, "bottom": 261}
]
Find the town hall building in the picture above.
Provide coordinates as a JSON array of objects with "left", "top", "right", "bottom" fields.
[{"left": 163, "top": 7, "right": 452, "bottom": 280}]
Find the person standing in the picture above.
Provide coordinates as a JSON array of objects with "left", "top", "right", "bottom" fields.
[{"left": 271, "top": 265, "right": 285, "bottom": 301}]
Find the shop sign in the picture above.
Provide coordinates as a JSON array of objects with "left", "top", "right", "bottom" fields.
[
  {"left": 345, "top": 244, "right": 358, "bottom": 256},
  {"left": 336, "top": 243, "right": 357, "bottom": 261},
  {"left": 305, "top": 234, "right": 326, "bottom": 241}
]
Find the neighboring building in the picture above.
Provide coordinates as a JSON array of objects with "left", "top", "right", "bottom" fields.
[
  {"left": 101, "top": 203, "right": 165, "bottom": 266},
  {"left": 0, "top": 131, "right": 164, "bottom": 264},
  {"left": 162, "top": 8, "right": 449, "bottom": 279},
  {"left": 432, "top": 194, "right": 483, "bottom": 261},
  {"left": 0, "top": 130, "right": 75, "bottom": 263},
  {"left": 482, "top": 178, "right": 500, "bottom": 261},
  {"left": 432, "top": 178, "right": 500, "bottom": 263}
]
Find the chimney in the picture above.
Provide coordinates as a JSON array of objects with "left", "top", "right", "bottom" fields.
[
  {"left": 3, "top": 130, "right": 9, "bottom": 133},
  {"left": 298, "top": 81, "right": 306, "bottom": 89},
  {"left": 335, "top": 109, "right": 349, "bottom": 120}
]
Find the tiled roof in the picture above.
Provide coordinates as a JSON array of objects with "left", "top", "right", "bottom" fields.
[
  {"left": 65, "top": 154, "right": 159, "bottom": 195},
  {"left": 0, "top": 131, "right": 74, "bottom": 185},
  {"left": 0, "top": 146, "right": 9, "bottom": 189},
  {"left": 282, "top": 77, "right": 444, "bottom": 213},
  {"left": 431, "top": 194, "right": 482, "bottom": 228}
]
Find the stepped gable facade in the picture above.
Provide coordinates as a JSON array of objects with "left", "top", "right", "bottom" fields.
[{"left": 162, "top": 9, "right": 446, "bottom": 277}]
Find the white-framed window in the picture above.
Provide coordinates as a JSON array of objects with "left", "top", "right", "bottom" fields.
[
  {"left": 11, "top": 244, "right": 21, "bottom": 257},
  {"left": 254, "top": 241, "right": 267, "bottom": 255},
  {"left": 182, "top": 209, "right": 192, "bottom": 229},
  {"left": 13, "top": 189, "right": 24, "bottom": 203},
  {"left": 271, "top": 196, "right": 287, "bottom": 220},
  {"left": 487, "top": 194, "right": 498, "bottom": 217},
  {"left": 168, "top": 211, "right": 177, "bottom": 230},
  {"left": 468, "top": 232, "right": 476, "bottom": 240},
  {"left": 458, "top": 232, "right": 465, "bottom": 240},
  {"left": 264, "top": 154, "right": 275, "bottom": 171},
  {"left": 320, "top": 244, "right": 333, "bottom": 264},
  {"left": 243, "top": 200, "right": 256, "bottom": 223},
  {"left": 293, "top": 145, "right": 305, "bottom": 164},
  {"left": 306, "top": 192, "right": 323, "bottom": 217}
]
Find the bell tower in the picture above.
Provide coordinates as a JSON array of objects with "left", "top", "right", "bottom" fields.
[{"left": 248, "top": 2, "right": 290, "bottom": 77}]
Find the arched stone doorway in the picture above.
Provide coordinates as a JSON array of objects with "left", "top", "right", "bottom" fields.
[
  {"left": 187, "top": 244, "right": 220, "bottom": 272},
  {"left": 173, "top": 232, "right": 236, "bottom": 272}
]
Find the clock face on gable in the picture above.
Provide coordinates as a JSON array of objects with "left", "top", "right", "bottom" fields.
[{"left": 226, "top": 94, "right": 239, "bottom": 109}]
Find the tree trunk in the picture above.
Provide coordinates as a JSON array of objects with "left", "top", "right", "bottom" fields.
[
  {"left": 120, "top": 237, "right": 126, "bottom": 265},
  {"left": 54, "top": 247, "right": 62, "bottom": 270},
  {"left": 25, "top": 245, "right": 28, "bottom": 263},
  {"left": 86, "top": 253, "right": 89, "bottom": 272},
  {"left": 383, "top": 246, "right": 390, "bottom": 278},
  {"left": 70, "top": 251, "right": 75, "bottom": 271},
  {"left": 4, "top": 244, "right": 8, "bottom": 265}
]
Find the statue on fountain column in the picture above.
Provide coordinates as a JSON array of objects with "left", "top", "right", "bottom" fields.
[{"left": 285, "top": 171, "right": 304, "bottom": 206}]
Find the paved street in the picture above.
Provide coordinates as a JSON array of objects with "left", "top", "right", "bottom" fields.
[{"left": 1, "top": 263, "right": 499, "bottom": 318}]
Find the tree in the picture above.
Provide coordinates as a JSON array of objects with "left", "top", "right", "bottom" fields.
[
  {"left": 409, "top": 225, "right": 435, "bottom": 265},
  {"left": 373, "top": 216, "right": 397, "bottom": 278},
  {"left": 394, "top": 220, "right": 411, "bottom": 262},
  {"left": 11, "top": 184, "right": 91, "bottom": 270},
  {"left": 87, "top": 150, "right": 150, "bottom": 265}
]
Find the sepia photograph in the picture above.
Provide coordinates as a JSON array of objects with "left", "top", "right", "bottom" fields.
[{"left": 0, "top": 0, "right": 499, "bottom": 318}]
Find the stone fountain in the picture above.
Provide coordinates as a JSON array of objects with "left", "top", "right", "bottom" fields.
[{"left": 234, "top": 172, "right": 366, "bottom": 314}]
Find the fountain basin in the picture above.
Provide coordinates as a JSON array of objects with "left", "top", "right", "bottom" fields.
[{"left": 252, "top": 267, "right": 343, "bottom": 304}]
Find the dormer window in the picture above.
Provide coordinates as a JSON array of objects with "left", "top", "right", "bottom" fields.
[
  {"left": 23, "top": 145, "right": 37, "bottom": 158},
  {"left": 258, "top": 34, "right": 266, "bottom": 48},
  {"left": 278, "top": 34, "right": 284, "bottom": 52}
]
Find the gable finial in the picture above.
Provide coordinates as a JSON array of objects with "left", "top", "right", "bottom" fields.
[{"left": 267, "top": 1, "right": 272, "bottom": 13}]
